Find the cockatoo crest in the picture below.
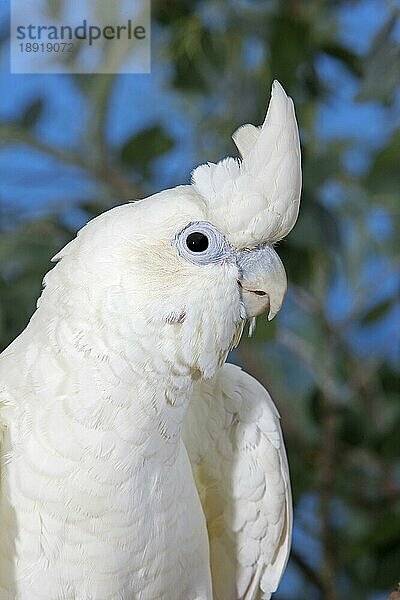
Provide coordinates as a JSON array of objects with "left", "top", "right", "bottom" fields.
[{"left": 192, "top": 80, "right": 301, "bottom": 248}]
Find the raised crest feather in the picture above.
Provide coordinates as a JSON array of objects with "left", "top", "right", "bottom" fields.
[{"left": 192, "top": 80, "right": 301, "bottom": 247}]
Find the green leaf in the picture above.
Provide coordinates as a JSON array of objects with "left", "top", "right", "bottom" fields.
[
  {"left": 120, "top": 126, "right": 175, "bottom": 176},
  {"left": 378, "top": 421, "right": 400, "bottom": 459},
  {"left": 356, "top": 13, "right": 400, "bottom": 104},
  {"left": 153, "top": 0, "right": 193, "bottom": 26},
  {"left": 361, "top": 299, "right": 393, "bottom": 325},
  {"left": 367, "top": 129, "right": 400, "bottom": 201},
  {"left": 379, "top": 366, "right": 400, "bottom": 396},
  {"left": 339, "top": 406, "right": 368, "bottom": 447},
  {"left": 320, "top": 42, "right": 362, "bottom": 77},
  {"left": 20, "top": 99, "right": 44, "bottom": 129},
  {"left": 269, "top": 14, "right": 311, "bottom": 87},
  {"left": 278, "top": 243, "right": 314, "bottom": 285},
  {"left": 286, "top": 198, "right": 340, "bottom": 252}
]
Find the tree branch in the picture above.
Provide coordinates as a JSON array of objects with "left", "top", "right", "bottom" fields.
[
  {"left": 0, "top": 123, "right": 139, "bottom": 201},
  {"left": 318, "top": 394, "right": 340, "bottom": 600}
]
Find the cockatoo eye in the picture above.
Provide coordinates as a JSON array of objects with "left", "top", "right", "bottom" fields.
[
  {"left": 186, "top": 232, "right": 209, "bottom": 252},
  {"left": 173, "top": 221, "right": 232, "bottom": 265}
]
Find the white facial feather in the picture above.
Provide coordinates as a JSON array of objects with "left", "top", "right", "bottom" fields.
[
  {"left": 192, "top": 80, "right": 302, "bottom": 247},
  {"left": 44, "top": 187, "right": 243, "bottom": 380}
]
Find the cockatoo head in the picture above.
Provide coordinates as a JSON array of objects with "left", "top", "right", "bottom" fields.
[{"left": 50, "top": 81, "right": 301, "bottom": 378}]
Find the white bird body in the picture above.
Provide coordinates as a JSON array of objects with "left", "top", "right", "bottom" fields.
[
  {"left": 0, "top": 284, "right": 212, "bottom": 599},
  {"left": 0, "top": 82, "right": 301, "bottom": 599}
]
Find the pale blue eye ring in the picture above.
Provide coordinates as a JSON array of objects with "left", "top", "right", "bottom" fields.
[{"left": 173, "top": 221, "right": 232, "bottom": 265}]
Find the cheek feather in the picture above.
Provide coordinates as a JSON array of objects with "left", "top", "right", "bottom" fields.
[{"left": 157, "top": 267, "right": 242, "bottom": 379}]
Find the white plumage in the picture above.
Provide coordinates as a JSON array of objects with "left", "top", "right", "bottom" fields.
[
  {"left": 192, "top": 80, "right": 301, "bottom": 247},
  {"left": 184, "top": 364, "right": 292, "bottom": 600},
  {"left": 0, "top": 81, "right": 301, "bottom": 599}
]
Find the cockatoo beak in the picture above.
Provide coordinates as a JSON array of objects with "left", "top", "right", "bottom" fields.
[{"left": 236, "top": 246, "right": 287, "bottom": 321}]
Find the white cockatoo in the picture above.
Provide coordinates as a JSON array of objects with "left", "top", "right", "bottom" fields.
[{"left": 0, "top": 80, "right": 301, "bottom": 599}]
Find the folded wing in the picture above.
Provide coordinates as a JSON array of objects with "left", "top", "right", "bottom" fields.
[{"left": 183, "top": 363, "right": 292, "bottom": 600}]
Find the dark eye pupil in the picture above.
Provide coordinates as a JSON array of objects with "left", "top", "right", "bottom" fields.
[{"left": 186, "top": 232, "right": 209, "bottom": 252}]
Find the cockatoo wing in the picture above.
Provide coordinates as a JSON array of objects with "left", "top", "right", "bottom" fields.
[{"left": 182, "top": 363, "right": 292, "bottom": 600}]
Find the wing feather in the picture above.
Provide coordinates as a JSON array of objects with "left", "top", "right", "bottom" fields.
[{"left": 183, "top": 363, "right": 292, "bottom": 600}]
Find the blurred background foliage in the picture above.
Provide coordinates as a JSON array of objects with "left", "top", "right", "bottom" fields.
[{"left": 0, "top": 0, "right": 399, "bottom": 598}]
